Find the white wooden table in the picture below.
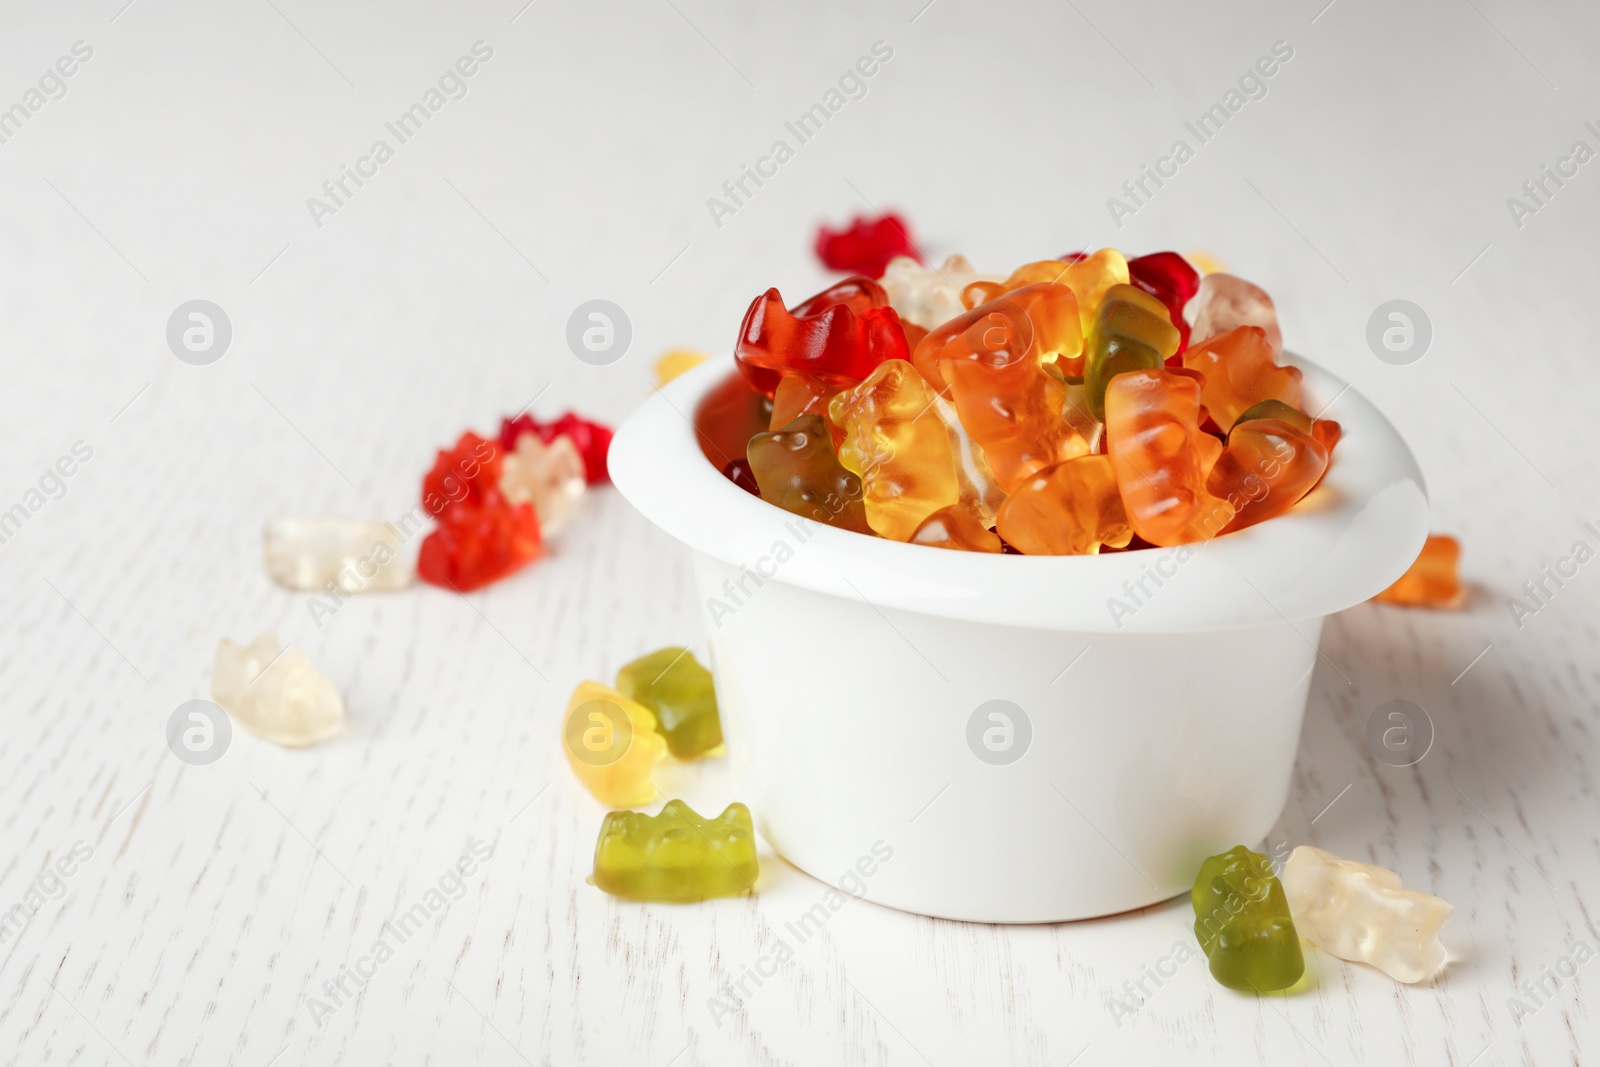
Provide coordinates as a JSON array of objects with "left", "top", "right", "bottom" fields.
[{"left": 2, "top": 1, "right": 1597, "bottom": 1063}]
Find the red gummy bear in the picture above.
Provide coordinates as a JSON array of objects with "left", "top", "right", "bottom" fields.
[
  {"left": 814, "top": 213, "right": 920, "bottom": 277},
  {"left": 792, "top": 275, "right": 890, "bottom": 317},
  {"left": 498, "top": 412, "right": 614, "bottom": 484},
  {"left": 735, "top": 286, "right": 910, "bottom": 397},
  {"left": 423, "top": 432, "right": 501, "bottom": 515},
  {"left": 418, "top": 433, "right": 542, "bottom": 591},
  {"left": 1127, "top": 252, "right": 1200, "bottom": 357}
]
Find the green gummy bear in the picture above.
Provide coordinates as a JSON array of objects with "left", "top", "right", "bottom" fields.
[
  {"left": 615, "top": 647, "right": 723, "bottom": 759},
  {"left": 1084, "top": 283, "right": 1181, "bottom": 421},
  {"left": 1191, "top": 844, "right": 1305, "bottom": 992},
  {"left": 592, "top": 800, "right": 758, "bottom": 902}
]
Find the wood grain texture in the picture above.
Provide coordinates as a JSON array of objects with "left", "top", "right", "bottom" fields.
[{"left": 1, "top": 0, "right": 1598, "bottom": 1063}]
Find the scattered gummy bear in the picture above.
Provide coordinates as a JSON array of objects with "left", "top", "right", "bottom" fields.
[
  {"left": 418, "top": 433, "right": 542, "bottom": 592},
  {"left": 1192, "top": 845, "right": 1305, "bottom": 992},
  {"left": 615, "top": 647, "right": 723, "bottom": 759},
  {"left": 815, "top": 212, "right": 920, "bottom": 277},
  {"left": 563, "top": 681, "right": 667, "bottom": 807},
  {"left": 212, "top": 632, "right": 343, "bottom": 747},
  {"left": 1282, "top": 845, "right": 1453, "bottom": 983},
  {"left": 1373, "top": 534, "right": 1464, "bottom": 608},
  {"left": 500, "top": 412, "right": 614, "bottom": 484},
  {"left": 263, "top": 517, "right": 412, "bottom": 594},
  {"left": 655, "top": 349, "right": 708, "bottom": 387},
  {"left": 592, "top": 800, "right": 759, "bottom": 902},
  {"left": 499, "top": 433, "right": 586, "bottom": 536}
]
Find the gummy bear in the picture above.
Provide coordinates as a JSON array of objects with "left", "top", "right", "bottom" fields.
[
  {"left": 499, "top": 432, "right": 586, "bottom": 536},
  {"left": 263, "top": 517, "right": 412, "bottom": 594},
  {"left": 1127, "top": 251, "right": 1200, "bottom": 354},
  {"left": 695, "top": 371, "right": 772, "bottom": 469},
  {"left": 1190, "top": 273, "right": 1283, "bottom": 358},
  {"left": 721, "top": 458, "right": 760, "bottom": 496},
  {"left": 423, "top": 432, "right": 502, "bottom": 515},
  {"left": 1105, "top": 369, "right": 1235, "bottom": 546},
  {"left": 994, "top": 455, "right": 1133, "bottom": 555},
  {"left": 1182, "top": 326, "right": 1303, "bottom": 430},
  {"left": 909, "top": 504, "right": 1003, "bottom": 552},
  {"left": 1233, "top": 399, "right": 1311, "bottom": 434},
  {"left": 880, "top": 254, "right": 996, "bottom": 330},
  {"left": 592, "top": 800, "right": 759, "bottom": 902},
  {"left": 563, "top": 681, "right": 668, "bottom": 807},
  {"left": 417, "top": 499, "right": 542, "bottom": 592},
  {"left": 1083, "top": 282, "right": 1183, "bottom": 421},
  {"left": 1058, "top": 249, "right": 1133, "bottom": 340},
  {"left": 917, "top": 283, "right": 1090, "bottom": 491},
  {"left": 654, "top": 348, "right": 708, "bottom": 387},
  {"left": 963, "top": 250, "right": 1129, "bottom": 346},
  {"left": 1191, "top": 844, "right": 1305, "bottom": 992},
  {"left": 791, "top": 275, "right": 889, "bottom": 317},
  {"left": 499, "top": 412, "right": 614, "bottom": 484},
  {"left": 770, "top": 373, "right": 834, "bottom": 430},
  {"left": 1373, "top": 534, "right": 1464, "bottom": 608},
  {"left": 746, "top": 415, "right": 871, "bottom": 533},
  {"left": 961, "top": 259, "right": 1071, "bottom": 311},
  {"left": 1207, "top": 416, "right": 1329, "bottom": 532},
  {"left": 212, "top": 632, "right": 344, "bottom": 747},
  {"left": 419, "top": 433, "right": 542, "bottom": 591},
  {"left": 1282, "top": 846, "right": 1453, "bottom": 984},
  {"left": 828, "top": 360, "right": 960, "bottom": 540},
  {"left": 815, "top": 212, "right": 919, "bottom": 277},
  {"left": 615, "top": 647, "right": 723, "bottom": 759},
  {"left": 736, "top": 286, "right": 910, "bottom": 397}
]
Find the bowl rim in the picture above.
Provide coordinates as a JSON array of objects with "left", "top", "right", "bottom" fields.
[{"left": 610, "top": 355, "right": 1429, "bottom": 633}]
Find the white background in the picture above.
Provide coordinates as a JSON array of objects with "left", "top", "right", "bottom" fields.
[{"left": 1, "top": 0, "right": 1598, "bottom": 1064}]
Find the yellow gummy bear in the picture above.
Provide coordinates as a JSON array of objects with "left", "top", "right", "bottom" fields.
[
  {"left": 654, "top": 349, "right": 709, "bottom": 387},
  {"left": 562, "top": 681, "right": 667, "bottom": 807},
  {"left": 828, "top": 360, "right": 959, "bottom": 541},
  {"left": 1059, "top": 249, "right": 1132, "bottom": 338}
]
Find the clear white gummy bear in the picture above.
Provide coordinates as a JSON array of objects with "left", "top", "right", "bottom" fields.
[
  {"left": 1188, "top": 272, "right": 1284, "bottom": 358},
  {"left": 1282, "top": 845, "right": 1454, "bottom": 983},
  {"left": 263, "top": 517, "right": 412, "bottom": 594},
  {"left": 211, "top": 632, "right": 344, "bottom": 747},
  {"left": 499, "top": 433, "right": 586, "bottom": 535},
  {"left": 880, "top": 254, "right": 998, "bottom": 331}
]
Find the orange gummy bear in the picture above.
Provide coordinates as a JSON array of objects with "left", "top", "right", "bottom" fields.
[
  {"left": 1105, "top": 369, "right": 1236, "bottom": 546},
  {"left": 1374, "top": 535, "right": 1465, "bottom": 608},
  {"left": 995, "top": 454, "right": 1133, "bottom": 555},
  {"left": 962, "top": 250, "right": 1130, "bottom": 359},
  {"left": 1208, "top": 417, "right": 1329, "bottom": 532},
  {"left": 1183, "top": 326, "right": 1303, "bottom": 430},
  {"left": 915, "top": 283, "right": 1090, "bottom": 491},
  {"left": 910, "top": 504, "right": 1003, "bottom": 552}
]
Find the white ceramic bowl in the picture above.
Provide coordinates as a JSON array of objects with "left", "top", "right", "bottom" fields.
[{"left": 610, "top": 356, "right": 1427, "bottom": 922}]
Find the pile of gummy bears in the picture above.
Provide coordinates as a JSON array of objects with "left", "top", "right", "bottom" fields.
[{"left": 706, "top": 248, "right": 1342, "bottom": 555}]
